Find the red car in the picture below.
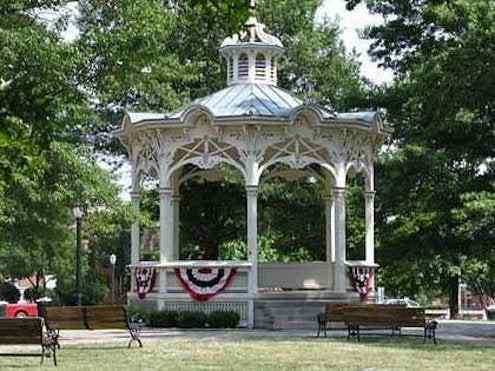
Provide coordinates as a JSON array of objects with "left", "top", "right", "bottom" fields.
[{"left": 0, "top": 302, "right": 38, "bottom": 318}]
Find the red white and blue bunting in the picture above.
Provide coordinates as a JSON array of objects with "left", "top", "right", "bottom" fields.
[
  {"left": 134, "top": 267, "right": 157, "bottom": 300},
  {"left": 350, "top": 266, "right": 373, "bottom": 300},
  {"left": 175, "top": 267, "right": 237, "bottom": 302}
]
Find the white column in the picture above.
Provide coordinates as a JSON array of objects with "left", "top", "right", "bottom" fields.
[
  {"left": 365, "top": 191, "right": 375, "bottom": 264},
  {"left": 333, "top": 187, "right": 347, "bottom": 292},
  {"left": 159, "top": 188, "right": 174, "bottom": 263},
  {"left": 172, "top": 195, "right": 181, "bottom": 260},
  {"left": 247, "top": 186, "right": 258, "bottom": 292},
  {"left": 324, "top": 194, "right": 336, "bottom": 263},
  {"left": 130, "top": 192, "right": 140, "bottom": 265},
  {"left": 324, "top": 193, "right": 336, "bottom": 289},
  {"left": 246, "top": 186, "right": 258, "bottom": 328}
]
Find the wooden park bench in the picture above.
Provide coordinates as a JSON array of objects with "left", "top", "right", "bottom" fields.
[
  {"left": 0, "top": 318, "right": 57, "bottom": 366},
  {"left": 317, "top": 304, "right": 398, "bottom": 338},
  {"left": 317, "top": 304, "right": 438, "bottom": 344},
  {"left": 39, "top": 305, "right": 142, "bottom": 349}
]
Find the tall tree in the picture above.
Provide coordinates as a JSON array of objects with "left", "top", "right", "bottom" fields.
[
  {"left": 0, "top": 1, "right": 121, "bottom": 299},
  {"left": 346, "top": 0, "right": 495, "bottom": 314}
]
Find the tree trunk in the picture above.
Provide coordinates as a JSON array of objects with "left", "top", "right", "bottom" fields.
[{"left": 448, "top": 275, "right": 460, "bottom": 319}]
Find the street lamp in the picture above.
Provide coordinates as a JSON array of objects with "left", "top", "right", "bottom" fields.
[
  {"left": 73, "top": 207, "right": 83, "bottom": 306},
  {"left": 110, "top": 254, "right": 117, "bottom": 304}
]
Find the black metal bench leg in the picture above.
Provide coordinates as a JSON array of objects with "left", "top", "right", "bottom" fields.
[
  {"left": 52, "top": 345, "right": 58, "bottom": 366},
  {"left": 128, "top": 327, "right": 143, "bottom": 348},
  {"left": 357, "top": 326, "right": 361, "bottom": 342}
]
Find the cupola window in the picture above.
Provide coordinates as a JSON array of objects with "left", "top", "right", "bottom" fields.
[
  {"left": 229, "top": 57, "right": 234, "bottom": 81},
  {"left": 255, "top": 54, "right": 266, "bottom": 79},
  {"left": 238, "top": 54, "right": 249, "bottom": 80},
  {"left": 271, "top": 57, "right": 276, "bottom": 81}
]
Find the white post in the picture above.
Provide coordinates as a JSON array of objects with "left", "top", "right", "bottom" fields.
[
  {"left": 172, "top": 195, "right": 181, "bottom": 261},
  {"left": 324, "top": 194, "right": 335, "bottom": 289},
  {"left": 159, "top": 187, "right": 173, "bottom": 293},
  {"left": 333, "top": 187, "right": 347, "bottom": 293},
  {"left": 159, "top": 188, "right": 174, "bottom": 263},
  {"left": 246, "top": 185, "right": 258, "bottom": 328},
  {"left": 130, "top": 192, "right": 140, "bottom": 265},
  {"left": 365, "top": 191, "right": 375, "bottom": 264}
]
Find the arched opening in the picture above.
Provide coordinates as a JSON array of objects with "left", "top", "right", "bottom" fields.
[
  {"left": 171, "top": 164, "right": 247, "bottom": 261},
  {"left": 345, "top": 169, "right": 367, "bottom": 261},
  {"left": 255, "top": 54, "right": 266, "bottom": 79},
  {"left": 180, "top": 165, "right": 246, "bottom": 260},
  {"left": 256, "top": 163, "right": 332, "bottom": 290},
  {"left": 238, "top": 54, "right": 249, "bottom": 80}
]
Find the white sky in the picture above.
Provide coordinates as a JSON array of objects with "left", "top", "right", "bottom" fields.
[{"left": 317, "top": 0, "right": 394, "bottom": 84}]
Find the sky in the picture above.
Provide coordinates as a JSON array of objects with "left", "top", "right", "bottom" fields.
[{"left": 317, "top": 0, "right": 394, "bottom": 84}]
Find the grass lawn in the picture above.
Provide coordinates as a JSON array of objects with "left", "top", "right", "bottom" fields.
[{"left": 1, "top": 336, "right": 494, "bottom": 370}]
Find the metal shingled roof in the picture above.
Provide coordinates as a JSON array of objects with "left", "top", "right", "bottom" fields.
[
  {"left": 126, "top": 84, "right": 382, "bottom": 128},
  {"left": 168, "top": 83, "right": 303, "bottom": 119}
]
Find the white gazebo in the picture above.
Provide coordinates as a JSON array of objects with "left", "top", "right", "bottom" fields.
[{"left": 116, "top": 2, "right": 389, "bottom": 328}]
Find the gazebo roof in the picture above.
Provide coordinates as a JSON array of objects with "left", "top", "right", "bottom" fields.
[
  {"left": 120, "top": 1, "right": 390, "bottom": 135},
  {"left": 125, "top": 83, "right": 385, "bottom": 131}
]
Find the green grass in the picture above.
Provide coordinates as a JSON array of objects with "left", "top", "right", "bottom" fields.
[{"left": 1, "top": 336, "right": 495, "bottom": 370}]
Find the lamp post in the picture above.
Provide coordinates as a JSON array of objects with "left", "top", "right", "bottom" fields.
[
  {"left": 110, "top": 254, "right": 117, "bottom": 304},
  {"left": 73, "top": 207, "right": 83, "bottom": 306}
]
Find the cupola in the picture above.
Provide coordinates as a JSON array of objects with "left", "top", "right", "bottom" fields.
[{"left": 219, "top": 0, "right": 284, "bottom": 86}]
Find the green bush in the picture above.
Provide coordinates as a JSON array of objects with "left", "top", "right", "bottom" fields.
[
  {"left": 149, "top": 310, "right": 179, "bottom": 328},
  {"left": 127, "top": 305, "right": 149, "bottom": 325},
  {"left": 207, "top": 311, "right": 240, "bottom": 328},
  {"left": 0, "top": 282, "right": 20, "bottom": 303},
  {"left": 177, "top": 311, "right": 207, "bottom": 328},
  {"left": 24, "top": 287, "right": 42, "bottom": 303}
]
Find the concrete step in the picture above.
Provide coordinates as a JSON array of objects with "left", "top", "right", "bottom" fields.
[{"left": 255, "top": 300, "right": 329, "bottom": 330}]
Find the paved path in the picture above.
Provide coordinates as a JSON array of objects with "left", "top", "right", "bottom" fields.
[{"left": 57, "top": 320, "right": 495, "bottom": 346}]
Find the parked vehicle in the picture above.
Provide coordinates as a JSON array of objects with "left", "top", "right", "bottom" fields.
[
  {"left": 0, "top": 301, "right": 38, "bottom": 318},
  {"left": 384, "top": 297, "right": 421, "bottom": 307}
]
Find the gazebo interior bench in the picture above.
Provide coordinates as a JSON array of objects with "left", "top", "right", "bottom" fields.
[
  {"left": 317, "top": 304, "right": 438, "bottom": 344},
  {"left": 39, "top": 305, "right": 142, "bottom": 349},
  {"left": 0, "top": 318, "right": 57, "bottom": 366}
]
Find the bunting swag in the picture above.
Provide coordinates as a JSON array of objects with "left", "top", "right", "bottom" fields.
[
  {"left": 350, "top": 266, "right": 373, "bottom": 300},
  {"left": 135, "top": 267, "right": 157, "bottom": 299},
  {"left": 175, "top": 267, "right": 237, "bottom": 302}
]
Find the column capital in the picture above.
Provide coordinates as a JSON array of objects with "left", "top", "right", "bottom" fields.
[
  {"left": 130, "top": 191, "right": 140, "bottom": 200},
  {"left": 365, "top": 191, "right": 376, "bottom": 200}
]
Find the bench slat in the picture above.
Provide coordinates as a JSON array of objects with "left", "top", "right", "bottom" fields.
[{"left": 0, "top": 318, "right": 43, "bottom": 345}]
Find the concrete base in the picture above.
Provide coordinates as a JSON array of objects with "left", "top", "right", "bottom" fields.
[
  {"left": 254, "top": 290, "right": 361, "bottom": 329},
  {"left": 129, "top": 290, "right": 364, "bottom": 330}
]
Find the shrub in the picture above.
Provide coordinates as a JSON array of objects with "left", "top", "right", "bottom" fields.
[
  {"left": 208, "top": 311, "right": 240, "bottom": 328},
  {"left": 127, "top": 305, "right": 149, "bottom": 325},
  {"left": 149, "top": 310, "right": 179, "bottom": 328},
  {"left": 24, "top": 287, "right": 42, "bottom": 303},
  {"left": 0, "top": 282, "right": 21, "bottom": 303},
  {"left": 177, "top": 311, "right": 207, "bottom": 328}
]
